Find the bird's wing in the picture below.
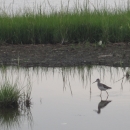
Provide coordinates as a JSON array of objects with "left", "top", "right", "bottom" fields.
[{"left": 102, "top": 84, "right": 112, "bottom": 89}]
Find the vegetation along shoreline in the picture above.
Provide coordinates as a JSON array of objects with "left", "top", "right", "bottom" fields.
[{"left": 0, "top": 1, "right": 130, "bottom": 67}]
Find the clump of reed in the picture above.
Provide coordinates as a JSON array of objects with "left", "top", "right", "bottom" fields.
[
  {"left": 0, "top": 80, "right": 31, "bottom": 108},
  {"left": 0, "top": 66, "right": 33, "bottom": 129},
  {"left": 0, "top": 0, "right": 130, "bottom": 44}
]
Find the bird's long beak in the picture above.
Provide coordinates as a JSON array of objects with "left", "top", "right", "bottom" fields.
[{"left": 92, "top": 81, "right": 96, "bottom": 84}]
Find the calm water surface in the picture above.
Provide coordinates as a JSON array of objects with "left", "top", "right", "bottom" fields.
[
  {"left": 0, "top": 66, "right": 130, "bottom": 130},
  {"left": 0, "top": 1, "right": 130, "bottom": 129}
]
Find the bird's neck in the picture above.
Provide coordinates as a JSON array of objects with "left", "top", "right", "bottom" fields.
[{"left": 97, "top": 82, "right": 100, "bottom": 85}]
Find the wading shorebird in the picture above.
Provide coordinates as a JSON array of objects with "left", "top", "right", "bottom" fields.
[{"left": 93, "top": 79, "right": 112, "bottom": 96}]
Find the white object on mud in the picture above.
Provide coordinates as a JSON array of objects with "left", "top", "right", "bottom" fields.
[{"left": 98, "top": 40, "right": 102, "bottom": 45}]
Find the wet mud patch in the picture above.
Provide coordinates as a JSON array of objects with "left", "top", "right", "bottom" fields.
[{"left": 0, "top": 43, "right": 130, "bottom": 67}]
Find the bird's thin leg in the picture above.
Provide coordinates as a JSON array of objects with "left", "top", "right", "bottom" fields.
[
  {"left": 100, "top": 95, "right": 102, "bottom": 100},
  {"left": 106, "top": 95, "right": 108, "bottom": 100},
  {"left": 106, "top": 90, "right": 109, "bottom": 96},
  {"left": 100, "top": 91, "right": 102, "bottom": 96}
]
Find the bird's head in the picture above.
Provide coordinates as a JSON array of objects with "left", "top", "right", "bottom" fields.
[{"left": 93, "top": 79, "right": 100, "bottom": 83}]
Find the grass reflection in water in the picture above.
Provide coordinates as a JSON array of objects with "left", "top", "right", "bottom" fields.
[{"left": 0, "top": 66, "right": 33, "bottom": 130}]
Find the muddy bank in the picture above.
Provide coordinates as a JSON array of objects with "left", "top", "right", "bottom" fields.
[{"left": 0, "top": 43, "right": 130, "bottom": 67}]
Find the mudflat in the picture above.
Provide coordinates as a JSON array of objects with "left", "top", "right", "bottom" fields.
[{"left": 0, "top": 43, "right": 130, "bottom": 67}]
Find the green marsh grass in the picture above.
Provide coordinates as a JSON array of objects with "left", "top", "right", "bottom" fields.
[
  {"left": 0, "top": 81, "right": 20, "bottom": 108},
  {"left": 0, "top": 66, "right": 33, "bottom": 129},
  {"left": 0, "top": 79, "right": 32, "bottom": 108},
  {"left": 0, "top": 1, "right": 130, "bottom": 44},
  {"left": 0, "top": 66, "right": 32, "bottom": 109}
]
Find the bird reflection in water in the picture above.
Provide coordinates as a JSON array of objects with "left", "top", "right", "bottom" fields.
[{"left": 94, "top": 96, "right": 112, "bottom": 114}]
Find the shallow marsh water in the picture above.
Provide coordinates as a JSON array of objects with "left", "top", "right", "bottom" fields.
[{"left": 0, "top": 66, "right": 130, "bottom": 130}]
